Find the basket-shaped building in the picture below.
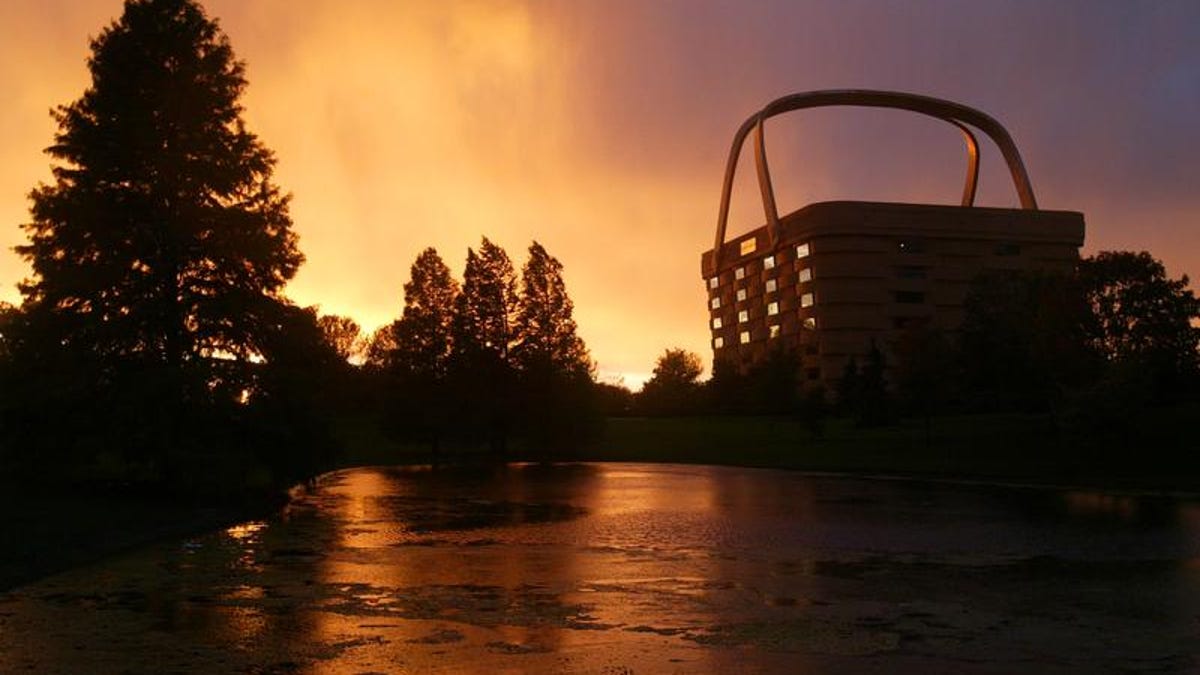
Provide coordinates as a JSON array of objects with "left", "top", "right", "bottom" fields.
[{"left": 700, "top": 90, "right": 1085, "bottom": 386}]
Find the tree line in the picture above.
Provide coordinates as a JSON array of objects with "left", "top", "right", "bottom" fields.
[
  {"left": 0, "top": 0, "right": 599, "bottom": 496},
  {"left": 633, "top": 249, "right": 1200, "bottom": 456}
]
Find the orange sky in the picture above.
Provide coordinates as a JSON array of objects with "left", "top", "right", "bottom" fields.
[{"left": 1, "top": 1, "right": 1197, "bottom": 388}]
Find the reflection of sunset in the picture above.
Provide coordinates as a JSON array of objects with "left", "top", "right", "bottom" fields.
[{"left": 2, "top": 1, "right": 1196, "bottom": 385}]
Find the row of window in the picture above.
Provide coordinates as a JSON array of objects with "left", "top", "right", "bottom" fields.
[
  {"left": 712, "top": 316, "right": 817, "bottom": 349},
  {"left": 710, "top": 242, "right": 813, "bottom": 290},
  {"left": 709, "top": 269, "right": 814, "bottom": 309}
]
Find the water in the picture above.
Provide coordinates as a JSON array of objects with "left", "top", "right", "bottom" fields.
[{"left": 2, "top": 463, "right": 1198, "bottom": 673}]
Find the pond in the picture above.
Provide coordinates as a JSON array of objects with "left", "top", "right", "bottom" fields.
[{"left": 2, "top": 463, "right": 1199, "bottom": 673}]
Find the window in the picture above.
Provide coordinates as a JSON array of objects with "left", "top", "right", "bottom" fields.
[
  {"left": 765, "top": 279, "right": 777, "bottom": 293},
  {"left": 712, "top": 317, "right": 723, "bottom": 329},
  {"left": 767, "top": 301, "right": 779, "bottom": 316},
  {"left": 764, "top": 255, "right": 775, "bottom": 269},
  {"left": 735, "top": 266, "right": 745, "bottom": 280},
  {"left": 740, "top": 238, "right": 757, "bottom": 255},
  {"left": 738, "top": 309, "right": 749, "bottom": 323},
  {"left": 995, "top": 242, "right": 1022, "bottom": 256},
  {"left": 710, "top": 297, "right": 721, "bottom": 310},
  {"left": 796, "top": 242, "right": 811, "bottom": 258},
  {"left": 736, "top": 288, "right": 747, "bottom": 302},
  {"left": 769, "top": 325, "right": 781, "bottom": 339},
  {"left": 896, "top": 265, "right": 926, "bottom": 279},
  {"left": 803, "top": 317, "right": 817, "bottom": 330},
  {"left": 805, "top": 343, "right": 819, "bottom": 355},
  {"left": 798, "top": 268, "right": 812, "bottom": 283},
  {"left": 800, "top": 292, "right": 814, "bottom": 308},
  {"left": 898, "top": 238, "right": 926, "bottom": 254},
  {"left": 708, "top": 277, "right": 719, "bottom": 289},
  {"left": 714, "top": 336, "right": 725, "bottom": 349},
  {"left": 806, "top": 367, "right": 821, "bottom": 381},
  {"left": 739, "top": 331, "right": 751, "bottom": 344},
  {"left": 894, "top": 291, "right": 925, "bottom": 304}
]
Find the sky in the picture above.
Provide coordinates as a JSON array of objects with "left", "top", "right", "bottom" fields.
[{"left": 1, "top": 0, "right": 1197, "bottom": 388}]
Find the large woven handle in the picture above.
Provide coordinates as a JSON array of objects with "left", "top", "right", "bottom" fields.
[{"left": 711, "top": 90, "right": 1039, "bottom": 273}]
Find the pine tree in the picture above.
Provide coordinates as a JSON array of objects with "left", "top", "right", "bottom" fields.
[
  {"left": 9, "top": 0, "right": 312, "bottom": 483},
  {"left": 391, "top": 248, "right": 459, "bottom": 379},
  {"left": 454, "top": 238, "right": 519, "bottom": 364},
  {"left": 17, "top": 0, "right": 301, "bottom": 394},
  {"left": 513, "top": 241, "right": 591, "bottom": 378}
]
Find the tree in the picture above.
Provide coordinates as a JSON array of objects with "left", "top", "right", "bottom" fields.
[
  {"left": 513, "top": 241, "right": 592, "bottom": 377},
  {"left": 639, "top": 348, "right": 704, "bottom": 415},
  {"left": 317, "top": 314, "right": 364, "bottom": 362},
  {"left": 1078, "top": 251, "right": 1200, "bottom": 399},
  {"left": 380, "top": 248, "right": 460, "bottom": 452},
  {"left": 10, "top": 0, "right": 306, "bottom": 484},
  {"left": 391, "top": 248, "right": 459, "bottom": 379},
  {"left": 17, "top": 0, "right": 300, "bottom": 391},
  {"left": 454, "top": 238, "right": 519, "bottom": 364},
  {"left": 452, "top": 238, "right": 520, "bottom": 453},
  {"left": 958, "top": 270, "right": 1095, "bottom": 412},
  {"left": 511, "top": 242, "right": 596, "bottom": 452}
]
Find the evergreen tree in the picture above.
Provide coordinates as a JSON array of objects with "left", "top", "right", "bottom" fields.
[
  {"left": 384, "top": 248, "right": 459, "bottom": 452},
  {"left": 512, "top": 242, "right": 595, "bottom": 452},
  {"left": 451, "top": 238, "right": 519, "bottom": 453},
  {"left": 454, "top": 238, "right": 519, "bottom": 363},
  {"left": 9, "top": 0, "right": 309, "bottom": 484},
  {"left": 17, "top": 0, "right": 301, "bottom": 393},
  {"left": 513, "top": 241, "right": 591, "bottom": 377},
  {"left": 391, "top": 248, "right": 459, "bottom": 379}
]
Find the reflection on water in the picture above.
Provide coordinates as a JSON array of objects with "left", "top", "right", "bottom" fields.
[{"left": 1, "top": 463, "right": 1199, "bottom": 673}]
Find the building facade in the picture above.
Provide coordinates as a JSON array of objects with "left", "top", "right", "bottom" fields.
[{"left": 701, "top": 200, "right": 1085, "bottom": 387}]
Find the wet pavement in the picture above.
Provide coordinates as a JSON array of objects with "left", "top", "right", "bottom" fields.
[{"left": 2, "top": 462, "right": 1199, "bottom": 673}]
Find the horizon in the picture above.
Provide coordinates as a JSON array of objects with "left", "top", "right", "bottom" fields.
[{"left": 1, "top": 0, "right": 1197, "bottom": 388}]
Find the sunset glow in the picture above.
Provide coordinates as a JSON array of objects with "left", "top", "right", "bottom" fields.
[{"left": 2, "top": 1, "right": 1196, "bottom": 386}]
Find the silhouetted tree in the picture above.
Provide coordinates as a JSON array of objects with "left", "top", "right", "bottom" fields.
[
  {"left": 363, "top": 325, "right": 398, "bottom": 372},
  {"left": 391, "top": 248, "right": 459, "bottom": 378},
  {"left": 594, "top": 381, "right": 636, "bottom": 417},
  {"left": 452, "top": 238, "right": 520, "bottom": 453},
  {"left": 9, "top": 0, "right": 307, "bottom": 486},
  {"left": 639, "top": 348, "right": 704, "bottom": 415},
  {"left": 1078, "top": 251, "right": 1200, "bottom": 401},
  {"left": 381, "top": 248, "right": 461, "bottom": 452},
  {"left": 959, "top": 270, "right": 1096, "bottom": 413},
  {"left": 317, "top": 314, "right": 364, "bottom": 363},
  {"left": 512, "top": 242, "right": 596, "bottom": 452}
]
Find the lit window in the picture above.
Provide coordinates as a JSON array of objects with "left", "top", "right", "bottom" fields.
[
  {"left": 765, "top": 279, "right": 777, "bottom": 293},
  {"left": 712, "top": 317, "right": 723, "bottom": 329},
  {"left": 803, "top": 317, "right": 817, "bottom": 330},
  {"left": 740, "top": 330, "right": 751, "bottom": 344},
  {"left": 709, "top": 277, "right": 719, "bottom": 289},
  {"left": 798, "top": 268, "right": 812, "bottom": 283},
  {"left": 735, "top": 266, "right": 745, "bottom": 280},
  {"left": 801, "top": 293, "right": 814, "bottom": 308},
  {"left": 740, "top": 238, "right": 757, "bottom": 255},
  {"left": 736, "top": 288, "right": 747, "bottom": 302},
  {"left": 764, "top": 255, "right": 775, "bottom": 269},
  {"left": 796, "top": 242, "right": 811, "bottom": 258},
  {"left": 767, "top": 301, "right": 779, "bottom": 316},
  {"left": 738, "top": 309, "right": 749, "bottom": 323},
  {"left": 711, "top": 297, "right": 721, "bottom": 310},
  {"left": 769, "top": 325, "right": 781, "bottom": 339},
  {"left": 714, "top": 336, "right": 725, "bottom": 349}
]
